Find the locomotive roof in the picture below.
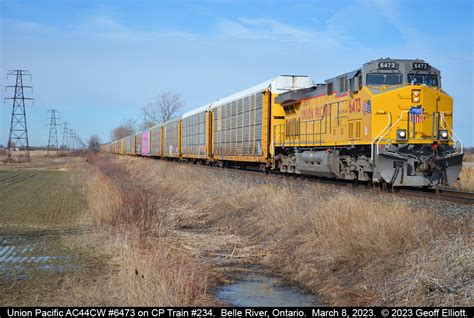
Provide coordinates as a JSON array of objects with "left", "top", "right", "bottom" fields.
[
  {"left": 326, "top": 58, "right": 441, "bottom": 84},
  {"left": 276, "top": 58, "right": 442, "bottom": 105}
]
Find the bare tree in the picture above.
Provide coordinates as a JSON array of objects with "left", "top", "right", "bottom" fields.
[
  {"left": 141, "top": 91, "right": 183, "bottom": 128},
  {"left": 88, "top": 134, "right": 101, "bottom": 153},
  {"left": 110, "top": 118, "right": 137, "bottom": 141}
]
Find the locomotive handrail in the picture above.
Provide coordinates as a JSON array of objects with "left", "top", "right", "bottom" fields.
[
  {"left": 440, "top": 113, "right": 464, "bottom": 154},
  {"left": 270, "top": 127, "right": 285, "bottom": 149},
  {"left": 370, "top": 112, "right": 392, "bottom": 162},
  {"left": 375, "top": 111, "right": 408, "bottom": 156}
]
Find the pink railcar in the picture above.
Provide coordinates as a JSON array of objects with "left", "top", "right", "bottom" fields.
[{"left": 141, "top": 130, "right": 150, "bottom": 156}]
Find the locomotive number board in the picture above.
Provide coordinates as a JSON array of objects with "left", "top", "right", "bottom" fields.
[
  {"left": 377, "top": 61, "right": 399, "bottom": 70},
  {"left": 412, "top": 62, "right": 430, "bottom": 70}
]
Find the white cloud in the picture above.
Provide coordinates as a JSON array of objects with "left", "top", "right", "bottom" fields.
[
  {"left": 0, "top": 18, "right": 57, "bottom": 35},
  {"left": 1, "top": 15, "right": 196, "bottom": 42},
  {"left": 216, "top": 18, "right": 307, "bottom": 42},
  {"left": 71, "top": 16, "right": 197, "bottom": 41},
  {"left": 216, "top": 17, "right": 344, "bottom": 49}
]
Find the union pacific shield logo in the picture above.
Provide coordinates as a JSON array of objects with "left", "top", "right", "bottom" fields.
[{"left": 409, "top": 106, "right": 425, "bottom": 123}]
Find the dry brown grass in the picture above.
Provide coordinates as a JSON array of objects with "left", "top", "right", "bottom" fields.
[
  {"left": 89, "top": 154, "right": 472, "bottom": 306},
  {"left": 451, "top": 166, "right": 474, "bottom": 192},
  {"left": 463, "top": 152, "right": 474, "bottom": 162},
  {"left": 86, "top": 155, "right": 212, "bottom": 306},
  {"left": 265, "top": 194, "right": 471, "bottom": 306}
]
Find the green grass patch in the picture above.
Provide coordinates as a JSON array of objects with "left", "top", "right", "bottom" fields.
[{"left": 0, "top": 170, "right": 87, "bottom": 232}]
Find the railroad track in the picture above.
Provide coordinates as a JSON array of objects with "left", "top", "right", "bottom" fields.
[
  {"left": 207, "top": 164, "right": 474, "bottom": 205},
  {"left": 433, "top": 189, "right": 474, "bottom": 204},
  {"left": 140, "top": 155, "right": 474, "bottom": 205},
  {"left": 389, "top": 187, "right": 473, "bottom": 204},
  {"left": 252, "top": 170, "right": 474, "bottom": 206}
]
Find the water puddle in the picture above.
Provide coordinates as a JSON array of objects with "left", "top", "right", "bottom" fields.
[
  {"left": 216, "top": 273, "right": 316, "bottom": 306},
  {"left": 0, "top": 236, "right": 75, "bottom": 281}
]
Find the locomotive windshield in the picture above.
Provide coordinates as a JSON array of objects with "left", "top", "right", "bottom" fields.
[
  {"left": 407, "top": 74, "right": 439, "bottom": 87},
  {"left": 366, "top": 73, "right": 402, "bottom": 85}
]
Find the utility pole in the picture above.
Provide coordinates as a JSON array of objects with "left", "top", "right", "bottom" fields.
[
  {"left": 61, "top": 122, "right": 69, "bottom": 150},
  {"left": 4, "top": 70, "right": 33, "bottom": 162},
  {"left": 46, "top": 109, "right": 60, "bottom": 156}
]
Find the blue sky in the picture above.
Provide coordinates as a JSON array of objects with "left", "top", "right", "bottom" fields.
[{"left": 0, "top": 0, "right": 472, "bottom": 146}]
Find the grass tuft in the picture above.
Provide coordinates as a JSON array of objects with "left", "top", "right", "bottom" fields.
[{"left": 86, "top": 154, "right": 212, "bottom": 306}]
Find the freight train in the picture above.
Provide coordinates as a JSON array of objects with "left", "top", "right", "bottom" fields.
[{"left": 103, "top": 58, "right": 464, "bottom": 187}]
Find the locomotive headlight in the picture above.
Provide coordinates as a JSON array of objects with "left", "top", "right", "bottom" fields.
[
  {"left": 439, "top": 130, "right": 449, "bottom": 140},
  {"left": 412, "top": 89, "right": 421, "bottom": 103},
  {"left": 397, "top": 129, "right": 407, "bottom": 140}
]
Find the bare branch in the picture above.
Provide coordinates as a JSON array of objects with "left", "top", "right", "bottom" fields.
[
  {"left": 88, "top": 134, "right": 101, "bottom": 153},
  {"left": 110, "top": 118, "right": 137, "bottom": 141},
  {"left": 141, "top": 91, "right": 183, "bottom": 129}
]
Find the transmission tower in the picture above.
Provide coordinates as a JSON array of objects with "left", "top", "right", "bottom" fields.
[
  {"left": 61, "top": 122, "right": 69, "bottom": 150},
  {"left": 4, "top": 70, "right": 33, "bottom": 162},
  {"left": 69, "top": 129, "right": 75, "bottom": 150},
  {"left": 46, "top": 109, "right": 60, "bottom": 155}
]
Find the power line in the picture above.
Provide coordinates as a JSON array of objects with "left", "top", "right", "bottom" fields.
[{"left": 4, "top": 70, "right": 33, "bottom": 162}]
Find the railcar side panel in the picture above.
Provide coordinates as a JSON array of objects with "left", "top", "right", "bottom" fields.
[
  {"left": 181, "top": 111, "right": 207, "bottom": 159},
  {"left": 212, "top": 90, "right": 269, "bottom": 163},
  {"left": 120, "top": 138, "right": 125, "bottom": 155},
  {"left": 150, "top": 126, "right": 162, "bottom": 157},
  {"left": 129, "top": 135, "right": 136, "bottom": 155},
  {"left": 163, "top": 119, "right": 180, "bottom": 158},
  {"left": 135, "top": 133, "right": 142, "bottom": 155},
  {"left": 142, "top": 129, "right": 150, "bottom": 156}
]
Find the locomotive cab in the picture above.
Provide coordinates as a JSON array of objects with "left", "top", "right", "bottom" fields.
[{"left": 362, "top": 59, "right": 464, "bottom": 187}]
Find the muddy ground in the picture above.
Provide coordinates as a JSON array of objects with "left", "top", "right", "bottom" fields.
[{"left": 0, "top": 156, "right": 111, "bottom": 305}]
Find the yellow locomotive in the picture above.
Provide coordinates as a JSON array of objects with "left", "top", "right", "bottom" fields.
[
  {"left": 273, "top": 58, "right": 463, "bottom": 187},
  {"left": 107, "top": 58, "right": 464, "bottom": 188}
]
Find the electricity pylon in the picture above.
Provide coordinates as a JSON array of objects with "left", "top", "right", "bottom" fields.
[
  {"left": 46, "top": 109, "right": 60, "bottom": 156},
  {"left": 61, "top": 122, "right": 69, "bottom": 150},
  {"left": 4, "top": 70, "right": 33, "bottom": 162}
]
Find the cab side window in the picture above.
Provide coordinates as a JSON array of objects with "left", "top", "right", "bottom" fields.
[
  {"left": 327, "top": 82, "right": 333, "bottom": 95},
  {"left": 339, "top": 77, "right": 344, "bottom": 92}
]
